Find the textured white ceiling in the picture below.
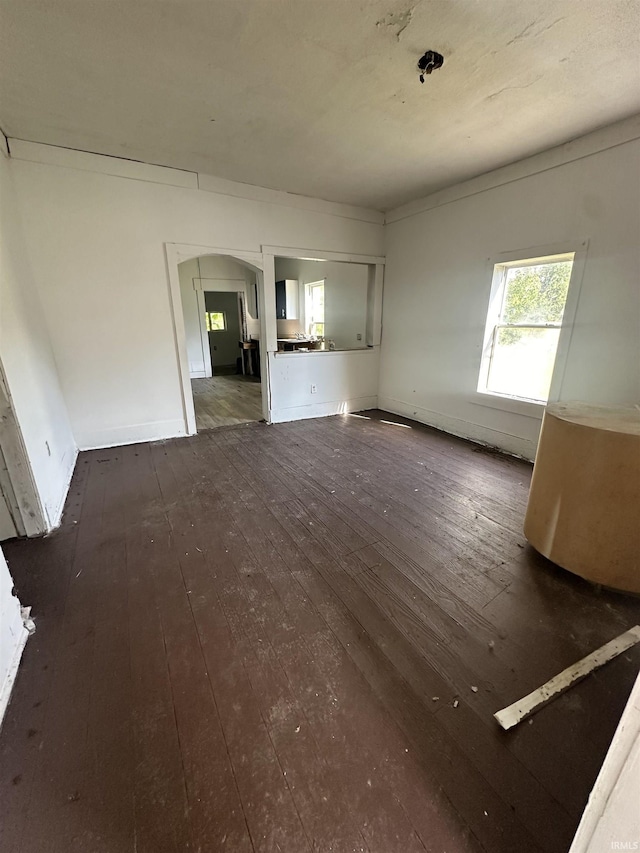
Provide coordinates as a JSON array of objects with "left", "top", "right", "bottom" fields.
[{"left": 1, "top": 0, "right": 639, "bottom": 210}]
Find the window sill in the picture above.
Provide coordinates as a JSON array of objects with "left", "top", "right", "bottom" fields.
[{"left": 471, "top": 391, "right": 545, "bottom": 419}]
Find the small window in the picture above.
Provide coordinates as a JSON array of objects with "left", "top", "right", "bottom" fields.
[
  {"left": 478, "top": 254, "right": 574, "bottom": 403},
  {"left": 306, "top": 281, "right": 325, "bottom": 338},
  {"left": 205, "top": 311, "right": 226, "bottom": 332}
]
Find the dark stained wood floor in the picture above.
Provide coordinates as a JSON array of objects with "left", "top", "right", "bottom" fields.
[{"left": 1, "top": 410, "right": 639, "bottom": 853}]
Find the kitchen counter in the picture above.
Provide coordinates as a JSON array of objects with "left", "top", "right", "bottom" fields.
[{"left": 277, "top": 338, "right": 325, "bottom": 352}]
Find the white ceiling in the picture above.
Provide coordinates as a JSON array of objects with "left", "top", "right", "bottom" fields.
[{"left": 1, "top": 0, "right": 639, "bottom": 211}]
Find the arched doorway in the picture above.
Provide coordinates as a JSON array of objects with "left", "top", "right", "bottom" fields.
[{"left": 165, "top": 244, "right": 270, "bottom": 434}]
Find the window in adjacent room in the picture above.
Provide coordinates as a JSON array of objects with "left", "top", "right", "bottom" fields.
[
  {"left": 478, "top": 254, "right": 574, "bottom": 404},
  {"left": 205, "top": 311, "right": 226, "bottom": 332},
  {"left": 306, "top": 280, "right": 325, "bottom": 337}
]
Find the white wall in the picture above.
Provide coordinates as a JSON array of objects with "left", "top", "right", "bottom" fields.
[
  {"left": 274, "top": 257, "right": 369, "bottom": 349},
  {"left": 269, "top": 349, "right": 379, "bottom": 423},
  {"left": 9, "top": 143, "right": 383, "bottom": 449},
  {"left": 0, "top": 547, "right": 27, "bottom": 725},
  {"left": 0, "top": 144, "right": 76, "bottom": 529},
  {"left": 380, "top": 124, "right": 640, "bottom": 459}
]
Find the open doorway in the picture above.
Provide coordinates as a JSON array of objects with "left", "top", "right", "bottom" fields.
[{"left": 177, "top": 254, "right": 263, "bottom": 431}]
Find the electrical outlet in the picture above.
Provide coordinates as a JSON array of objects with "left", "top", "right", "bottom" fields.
[
  {"left": 357, "top": 333, "right": 362, "bottom": 341},
  {"left": 310, "top": 384, "right": 317, "bottom": 394}
]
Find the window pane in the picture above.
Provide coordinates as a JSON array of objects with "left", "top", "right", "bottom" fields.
[
  {"left": 502, "top": 261, "right": 572, "bottom": 325},
  {"left": 209, "top": 312, "right": 226, "bottom": 331},
  {"left": 487, "top": 327, "right": 561, "bottom": 402},
  {"left": 311, "top": 285, "right": 324, "bottom": 322}
]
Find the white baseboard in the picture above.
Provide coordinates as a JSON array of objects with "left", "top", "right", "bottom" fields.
[
  {"left": 44, "top": 445, "right": 79, "bottom": 531},
  {"left": 0, "top": 623, "right": 28, "bottom": 730},
  {"left": 378, "top": 396, "right": 537, "bottom": 460},
  {"left": 78, "top": 418, "right": 188, "bottom": 451},
  {"left": 270, "top": 396, "right": 378, "bottom": 424}
]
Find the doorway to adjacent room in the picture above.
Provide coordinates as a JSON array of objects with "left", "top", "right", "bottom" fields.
[{"left": 173, "top": 250, "right": 265, "bottom": 432}]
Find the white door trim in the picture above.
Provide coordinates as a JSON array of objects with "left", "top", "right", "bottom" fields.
[
  {"left": 165, "top": 243, "right": 269, "bottom": 433},
  {"left": 0, "top": 361, "right": 47, "bottom": 537}
]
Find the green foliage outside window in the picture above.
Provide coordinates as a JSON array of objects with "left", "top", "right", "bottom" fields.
[
  {"left": 500, "top": 262, "right": 572, "bottom": 344},
  {"left": 205, "top": 312, "right": 226, "bottom": 332}
]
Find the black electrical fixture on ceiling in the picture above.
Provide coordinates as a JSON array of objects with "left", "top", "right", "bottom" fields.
[{"left": 418, "top": 50, "right": 444, "bottom": 83}]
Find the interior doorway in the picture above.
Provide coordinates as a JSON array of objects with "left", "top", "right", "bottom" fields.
[{"left": 175, "top": 252, "right": 264, "bottom": 431}]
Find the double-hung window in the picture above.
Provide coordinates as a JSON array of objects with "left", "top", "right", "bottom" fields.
[
  {"left": 478, "top": 253, "right": 574, "bottom": 404},
  {"left": 306, "top": 280, "right": 325, "bottom": 337}
]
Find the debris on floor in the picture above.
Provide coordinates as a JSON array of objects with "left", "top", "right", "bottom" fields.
[
  {"left": 21, "top": 606, "right": 36, "bottom": 635},
  {"left": 495, "top": 625, "right": 640, "bottom": 730}
]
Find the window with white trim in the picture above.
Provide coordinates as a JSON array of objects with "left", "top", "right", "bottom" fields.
[
  {"left": 478, "top": 254, "right": 574, "bottom": 404},
  {"left": 305, "top": 280, "right": 325, "bottom": 337}
]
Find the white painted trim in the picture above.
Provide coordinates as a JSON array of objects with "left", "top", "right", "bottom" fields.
[
  {"left": 8, "top": 139, "right": 384, "bottom": 224},
  {"left": 270, "top": 396, "right": 378, "bottom": 424},
  {"left": 263, "top": 245, "right": 385, "bottom": 266},
  {"left": 0, "top": 362, "right": 48, "bottom": 536},
  {"left": 78, "top": 418, "right": 188, "bottom": 451},
  {"left": 471, "top": 393, "right": 545, "bottom": 420},
  {"left": 193, "top": 277, "right": 246, "bottom": 289},
  {"left": 569, "top": 670, "right": 640, "bottom": 852},
  {"left": 165, "top": 244, "right": 198, "bottom": 435},
  {"left": 9, "top": 138, "right": 198, "bottom": 189},
  {"left": 368, "top": 263, "right": 385, "bottom": 347},
  {"left": 194, "top": 289, "right": 212, "bottom": 380},
  {"left": 165, "top": 242, "right": 271, "bottom": 428},
  {"left": 255, "top": 267, "right": 271, "bottom": 422},
  {"left": 0, "top": 623, "right": 28, "bottom": 729},
  {"left": 45, "top": 446, "right": 79, "bottom": 530},
  {"left": 386, "top": 114, "right": 640, "bottom": 224},
  {"left": 197, "top": 173, "right": 384, "bottom": 224},
  {"left": 474, "top": 241, "right": 588, "bottom": 410},
  {"left": 173, "top": 243, "right": 264, "bottom": 270},
  {"left": 194, "top": 277, "right": 248, "bottom": 379},
  {"left": 378, "top": 395, "right": 538, "bottom": 460},
  {"left": 495, "top": 626, "right": 640, "bottom": 730},
  {"left": 548, "top": 242, "right": 589, "bottom": 402},
  {"left": 261, "top": 252, "right": 278, "bottom": 356}
]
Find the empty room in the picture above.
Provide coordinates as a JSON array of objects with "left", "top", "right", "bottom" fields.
[{"left": 0, "top": 2, "right": 639, "bottom": 852}]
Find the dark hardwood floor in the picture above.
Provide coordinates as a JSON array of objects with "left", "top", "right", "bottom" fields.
[{"left": 1, "top": 410, "right": 639, "bottom": 853}]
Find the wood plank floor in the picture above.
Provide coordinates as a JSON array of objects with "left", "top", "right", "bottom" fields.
[
  {"left": 1, "top": 410, "right": 639, "bottom": 853},
  {"left": 192, "top": 375, "right": 262, "bottom": 430}
]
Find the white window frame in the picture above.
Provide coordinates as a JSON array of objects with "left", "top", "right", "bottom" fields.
[
  {"left": 305, "top": 279, "right": 325, "bottom": 337},
  {"left": 475, "top": 241, "right": 588, "bottom": 417}
]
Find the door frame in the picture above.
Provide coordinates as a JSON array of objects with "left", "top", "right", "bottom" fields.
[
  {"left": 0, "top": 360, "right": 47, "bottom": 538},
  {"left": 194, "top": 277, "right": 247, "bottom": 378},
  {"left": 165, "top": 243, "right": 270, "bottom": 434}
]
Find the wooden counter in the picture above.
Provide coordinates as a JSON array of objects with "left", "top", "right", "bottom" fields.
[{"left": 524, "top": 402, "right": 640, "bottom": 593}]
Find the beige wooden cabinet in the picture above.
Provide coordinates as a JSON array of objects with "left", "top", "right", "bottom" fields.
[{"left": 524, "top": 403, "right": 640, "bottom": 594}]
